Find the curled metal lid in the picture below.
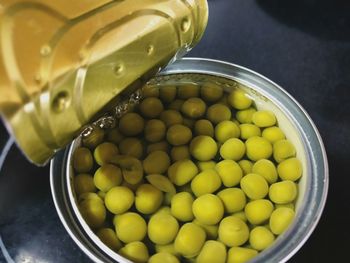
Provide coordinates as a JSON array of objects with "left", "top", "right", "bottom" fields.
[{"left": 0, "top": 0, "right": 208, "bottom": 165}]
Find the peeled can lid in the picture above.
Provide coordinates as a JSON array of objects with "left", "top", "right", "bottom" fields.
[{"left": 0, "top": 0, "right": 208, "bottom": 165}]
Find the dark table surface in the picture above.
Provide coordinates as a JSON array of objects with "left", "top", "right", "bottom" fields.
[{"left": 1, "top": 0, "right": 350, "bottom": 262}]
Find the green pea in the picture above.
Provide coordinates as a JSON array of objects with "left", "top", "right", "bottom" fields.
[
  {"left": 240, "top": 173, "right": 269, "bottom": 200},
  {"left": 200, "top": 83, "right": 223, "bottom": 102},
  {"left": 206, "top": 104, "right": 232, "bottom": 124},
  {"left": 194, "top": 119, "right": 214, "bottom": 137},
  {"left": 220, "top": 138, "right": 246, "bottom": 161},
  {"left": 249, "top": 226, "right": 275, "bottom": 251},
  {"left": 144, "top": 119, "right": 166, "bottom": 143},
  {"left": 94, "top": 142, "right": 119, "bottom": 165},
  {"left": 245, "top": 136, "right": 272, "bottom": 161},
  {"left": 215, "top": 120, "right": 240, "bottom": 143},
  {"left": 139, "top": 97, "right": 164, "bottom": 118},
  {"left": 273, "top": 139, "right": 296, "bottom": 163},
  {"left": 74, "top": 173, "right": 96, "bottom": 195},
  {"left": 167, "top": 124, "right": 192, "bottom": 146},
  {"left": 236, "top": 107, "right": 257, "bottom": 124},
  {"left": 119, "top": 113, "right": 145, "bottom": 136},
  {"left": 73, "top": 147, "right": 93, "bottom": 173},
  {"left": 181, "top": 97, "right": 207, "bottom": 119}
]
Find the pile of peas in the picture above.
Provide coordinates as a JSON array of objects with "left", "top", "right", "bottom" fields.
[{"left": 73, "top": 82, "right": 302, "bottom": 263}]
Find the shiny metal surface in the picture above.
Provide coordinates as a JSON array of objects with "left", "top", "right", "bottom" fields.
[
  {"left": 51, "top": 58, "right": 328, "bottom": 263},
  {"left": 0, "top": 0, "right": 208, "bottom": 165}
]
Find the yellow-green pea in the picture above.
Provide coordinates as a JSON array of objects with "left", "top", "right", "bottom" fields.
[
  {"left": 277, "top": 157, "right": 302, "bottom": 181},
  {"left": 262, "top": 126, "right": 285, "bottom": 143},
  {"left": 135, "top": 184, "right": 163, "bottom": 214},
  {"left": 167, "top": 124, "right": 192, "bottom": 146},
  {"left": 119, "top": 241, "right": 149, "bottom": 263},
  {"left": 236, "top": 107, "right": 257, "bottom": 124},
  {"left": 252, "top": 159, "right": 278, "bottom": 184},
  {"left": 239, "top": 124, "right": 261, "bottom": 140},
  {"left": 115, "top": 212, "right": 147, "bottom": 243},
  {"left": 215, "top": 160, "right": 243, "bottom": 187},
  {"left": 94, "top": 164, "right": 123, "bottom": 192},
  {"left": 167, "top": 99, "right": 185, "bottom": 111},
  {"left": 146, "top": 174, "right": 176, "bottom": 194},
  {"left": 107, "top": 127, "right": 125, "bottom": 144},
  {"left": 119, "top": 112, "right": 144, "bottom": 136},
  {"left": 215, "top": 121, "right": 240, "bottom": 143},
  {"left": 200, "top": 83, "right": 223, "bottom": 102},
  {"left": 79, "top": 198, "right": 106, "bottom": 228},
  {"left": 192, "top": 194, "right": 224, "bottom": 225},
  {"left": 181, "top": 97, "right": 207, "bottom": 119},
  {"left": 228, "top": 89, "right": 252, "bottom": 110},
  {"left": 111, "top": 155, "right": 143, "bottom": 185},
  {"left": 142, "top": 85, "right": 159, "bottom": 97},
  {"left": 94, "top": 142, "right": 119, "bottom": 165},
  {"left": 191, "top": 169, "right": 222, "bottom": 197},
  {"left": 252, "top": 110, "right": 276, "bottom": 127},
  {"left": 190, "top": 135, "right": 218, "bottom": 161},
  {"left": 143, "top": 150, "right": 170, "bottom": 174},
  {"left": 160, "top": 86, "right": 177, "bottom": 103},
  {"left": 249, "top": 226, "right": 275, "bottom": 251},
  {"left": 73, "top": 147, "right": 93, "bottom": 173},
  {"left": 155, "top": 206, "right": 172, "bottom": 215},
  {"left": 148, "top": 212, "right": 179, "bottom": 245},
  {"left": 240, "top": 173, "right": 269, "bottom": 200},
  {"left": 82, "top": 127, "right": 105, "bottom": 149},
  {"left": 171, "top": 192, "right": 194, "bottom": 222},
  {"left": 227, "top": 247, "right": 258, "bottom": 263},
  {"left": 231, "top": 211, "right": 247, "bottom": 222},
  {"left": 217, "top": 188, "right": 246, "bottom": 213},
  {"left": 192, "top": 219, "right": 219, "bottom": 240},
  {"left": 273, "top": 139, "right": 296, "bottom": 163},
  {"left": 220, "top": 138, "right": 245, "bottom": 161},
  {"left": 155, "top": 243, "right": 180, "bottom": 257},
  {"left": 245, "top": 199, "right": 274, "bottom": 225},
  {"left": 144, "top": 119, "right": 166, "bottom": 143},
  {"left": 78, "top": 192, "right": 104, "bottom": 204},
  {"left": 139, "top": 97, "right": 164, "bottom": 118},
  {"left": 245, "top": 136, "right": 272, "bottom": 161},
  {"left": 174, "top": 223, "right": 206, "bottom": 258},
  {"left": 96, "top": 228, "right": 122, "bottom": 252},
  {"left": 194, "top": 119, "right": 214, "bottom": 137},
  {"left": 177, "top": 84, "right": 200, "bottom": 99},
  {"left": 197, "top": 160, "right": 216, "bottom": 171},
  {"left": 170, "top": 145, "right": 190, "bottom": 162},
  {"left": 105, "top": 186, "right": 134, "bottom": 214},
  {"left": 269, "top": 207, "right": 295, "bottom": 235},
  {"left": 219, "top": 216, "right": 249, "bottom": 247},
  {"left": 206, "top": 104, "right": 232, "bottom": 124},
  {"left": 160, "top": 110, "right": 183, "bottom": 127},
  {"left": 238, "top": 159, "right": 253, "bottom": 175},
  {"left": 168, "top": 159, "right": 198, "bottom": 186},
  {"left": 119, "top": 137, "right": 144, "bottom": 159},
  {"left": 269, "top": 180, "right": 297, "bottom": 204},
  {"left": 147, "top": 140, "right": 170, "bottom": 154},
  {"left": 74, "top": 174, "right": 96, "bottom": 195},
  {"left": 196, "top": 240, "right": 227, "bottom": 263},
  {"left": 149, "top": 252, "right": 180, "bottom": 263}
]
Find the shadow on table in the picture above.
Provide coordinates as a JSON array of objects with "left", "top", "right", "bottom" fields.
[{"left": 257, "top": 0, "right": 350, "bottom": 41}]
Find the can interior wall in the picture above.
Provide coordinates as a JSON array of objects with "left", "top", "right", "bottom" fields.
[{"left": 50, "top": 58, "right": 328, "bottom": 263}]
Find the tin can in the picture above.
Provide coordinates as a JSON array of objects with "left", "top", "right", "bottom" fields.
[{"left": 51, "top": 58, "right": 328, "bottom": 263}]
